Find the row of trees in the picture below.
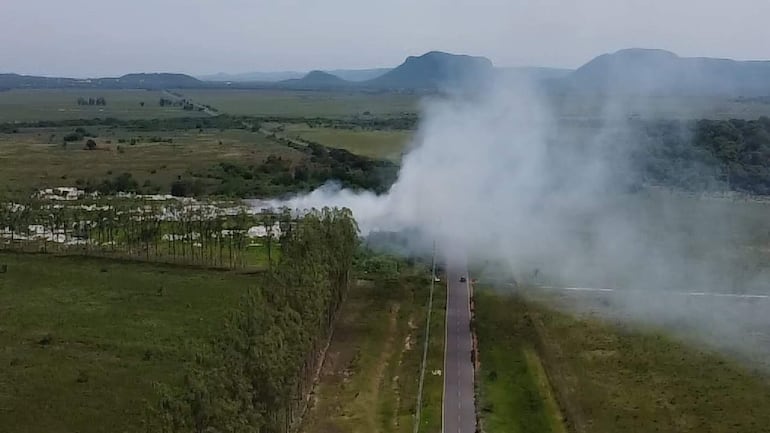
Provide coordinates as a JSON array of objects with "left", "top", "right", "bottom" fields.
[
  {"left": 0, "top": 198, "right": 284, "bottom": 269},
  {"left": 76, "top": 96, "right": 106, "bottom": 106},
  {"left": 159, "top": 97, "right": 197, "bottom": 111},
  {"left": 154, "top": 208, "right": 360, "bottom": 433}
]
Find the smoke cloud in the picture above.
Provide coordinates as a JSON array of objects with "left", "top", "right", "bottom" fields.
[{"left": 261, "top": 74, "right": 770, "bottom": 366}]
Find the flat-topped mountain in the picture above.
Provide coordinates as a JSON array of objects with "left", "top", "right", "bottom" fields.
[
  {"left": 564, "top": 48, "right": 770, "bottom": 96},
  {"left": 363, "top": 51, "right": 495, "bottom": 90}
]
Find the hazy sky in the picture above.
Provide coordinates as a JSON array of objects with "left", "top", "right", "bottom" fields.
[{"left": 2, "top": 0, "right": 769, "bottom": 77}]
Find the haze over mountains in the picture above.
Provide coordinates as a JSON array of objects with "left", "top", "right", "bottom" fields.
[
  {"left": 201, "top": 68, "right": 391, "bottom": 82},
  {"left": 2, "top": 49, "right": 770, "bottom": 96},
  {"left": 563, "top": 48, "right": 770, "bottom": 96}
]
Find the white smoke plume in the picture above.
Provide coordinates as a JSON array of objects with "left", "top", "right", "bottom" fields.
[
  {"left": 268, "top": 76, "right": 768, "bottom": 293},
  {"left": 260, "top": 74, "right": 770, "bottom": 367}
]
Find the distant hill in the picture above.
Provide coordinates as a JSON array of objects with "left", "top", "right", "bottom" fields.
[
  {"left": 0, "top": 73, "right": 83, "bottom": 89},
  {"left": 200, "top": 68, "right": 389, "bottom": 83},
  {"left": 5, "top": 49, "right": 770, "bottom": 95},
  {"left": 326, "top": 68, "right": 390, "bottom": 82},
  {"left": 110, "top": 73, "right": 203, "bottom": 89},
  {"left": 278, "top": 70, "right": 351, "bottom": 89},
  {"left": 199, "top": 71, "right": 304, "bottom": 82},
  {"left": 563, "top": 48, "right": 770, "bottom": 96},
  {"left": 363, "top": 51, "right": 495, "bottom": 90},
  {"left": 0, "top": 72, "right": 203, "bottom": 89}
]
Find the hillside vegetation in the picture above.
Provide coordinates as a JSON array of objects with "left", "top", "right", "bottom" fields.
[{"left": 633, "top": 117, "right": 770, "bottom": 194}]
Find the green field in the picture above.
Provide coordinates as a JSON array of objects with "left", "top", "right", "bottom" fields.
[
  {"left": 0, "top": 126, "right": 301, "bottom": 195},
  {"left": 0, "top": 252, "right": 251, "bottom": 432},
  {"left": 282, "top": 124, "right": 412, "bottom": 161},
  {"left": 476, "top": 290, "right": 770, "bottom": 433},
  {"left": 475, "top": 291, "right": 566, "bottom": 433},
  {"left": 416, "top": 276, "right": 447, "bottom": 433},
  {"left": 0, "top": 89, "right": 207, "bottom": 122},
  {"left": 301, "top": 269, "right": 441, "bottom": 433},
  {"left": 177, "top": 89, "right": 421, "bottom": 118}
]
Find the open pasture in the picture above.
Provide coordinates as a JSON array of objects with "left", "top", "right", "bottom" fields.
[
  {"left": 0, "top": 253, "right": 250, "bottom": 433},
  {"left": 177, "top": 89, "right": 421, "bottom": 118},
  {"left": 0, "top": 126, "right": 301, "bottom": 195},
  {"left": 0, "top": 89, "right": 207, "bottom": 122},
  {"left": 281, "top": 123, "right": 412, "bottom": 161}
]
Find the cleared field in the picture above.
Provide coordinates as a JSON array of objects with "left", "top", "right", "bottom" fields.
[
  {"left": 0, "top": 252, "right": 251, "bottom": 433},
  {"left": 178, "top": 89, "right": 421, "bottom": 118},
  {"left": 283, "top": 124, "right": 412, "bottom": 161},
  {"left": 476, "top": 290, "right": 770, "bottom": 433},
  {"left": 0, "top": 89, "right": 207, "bottom": 122},
  {"left": 300, "top": 272, "right": 441, "bottom": 433},
  {"left": 0, "top": 127, "right": 301, "bottom": 195}
]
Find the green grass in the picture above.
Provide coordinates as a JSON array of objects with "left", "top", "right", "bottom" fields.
[
  {"left": 0, "top": 252, "right": 253, "bottom": 433},
  {"left": 283, "top": 124, "right": 412, "bottom": 161},
  {"left": 475, "top": 291, "right": 566, "bottom": 433},
  {"left": 301, "top": 273, "right": 431, "bottom": 433},
  {"left": 481, "top": 289, "right": 770, "bottom": 433},
  {"left": 0, "top": 89, "right": 208, "bottom": 122},
  {"left": 177, "top": 89, "right": 420, "bottom": 118},
  {"left": 416, "top": 278, "right": 446, "bottom": 433},
  {"left": 0, "top": 126, "right": 302, "bottom": 195}
]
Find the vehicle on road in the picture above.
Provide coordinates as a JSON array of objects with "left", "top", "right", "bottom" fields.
[{"left": 459, "top": 276, "right": 467, "bottom": 282}]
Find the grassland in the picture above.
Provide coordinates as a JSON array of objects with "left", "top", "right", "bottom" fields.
[
  {"left": 0, "top": 126, "right": 301, "bottom": 195},
  {"left": 0, "top": 89, "right": 207, "bottom": 122},
  {"left": 282, "top": 124, "right": 412, "bottom": 161},
  {"left": 476, "top": 289, "right": 770, "bottom": 433},
  {"left": 0, "top": 252, "right": 253, "bottom": 433},
  {"left": 475, "top": 291, "right": 566, "bottom": 433},
  {"left": 416, "top": 277, "right": 446, "bottom": 433},
  {"left": 300, "top": 272, "right": 443, "bottom": 433},
  {"left": 177, "top": 89, "right": 421, "bottom": 118}
]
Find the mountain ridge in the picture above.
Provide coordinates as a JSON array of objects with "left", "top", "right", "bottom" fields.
[
  {"left": 564, "top": 48, "right": 770, "bottom": 95},
  {"left": 3, "top": 49, "right": 770, "bottom": 96}
]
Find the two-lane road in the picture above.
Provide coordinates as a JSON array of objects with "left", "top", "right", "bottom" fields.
[{"left": 443, "top": 261, "right": 476, "bottom": 433}]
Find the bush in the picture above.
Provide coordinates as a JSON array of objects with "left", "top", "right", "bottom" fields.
[
  {"left": 170, "top": 179, "right": 204, "bottom": 197},
  {"left": 63, "top": 132, "right": 82, "bottom": 142}
]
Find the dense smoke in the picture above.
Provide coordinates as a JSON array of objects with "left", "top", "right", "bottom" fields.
[
  {"left": 269, "top": 75, "right": 768, "bottom": 292},
  {"left": 261, "top": 73, "right": 770, "bottom": 367}
]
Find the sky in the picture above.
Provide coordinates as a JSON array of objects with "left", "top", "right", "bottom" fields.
[{"left": 2, "top": 0, "right": 769, "bottom": 77}]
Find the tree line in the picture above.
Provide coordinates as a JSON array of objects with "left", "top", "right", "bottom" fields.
[
  {"left": 0, "top": 197, "right": 285, "bottom": 269},
  {"left": 152, "top": 208, "right": 359, "bottom": 433},
  {"left": 76, "top": 96, "right": 106, "bottom": 106},
  {"left": 159, "top": 97, "right": 200, "bottom": 111}
]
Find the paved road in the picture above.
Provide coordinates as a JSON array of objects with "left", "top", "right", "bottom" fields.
[{"left": 443, "top": 260, "right": 476, "bottom": 433}]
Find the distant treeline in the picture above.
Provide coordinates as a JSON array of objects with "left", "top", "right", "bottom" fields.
[
  {"left": 0, "top": 114, "right": 417, "bottom": 133},
  {"left": 76, "top": 96, "right": 106, "bottom": 106},
  {"left": 0, "top": 115, "right": 249, "bottom": 132}
]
